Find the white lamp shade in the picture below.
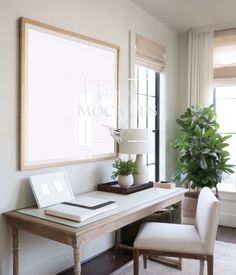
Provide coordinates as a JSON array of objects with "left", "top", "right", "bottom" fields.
[{"left": 119, "top": 129, "right": 154, "bottom": 154}]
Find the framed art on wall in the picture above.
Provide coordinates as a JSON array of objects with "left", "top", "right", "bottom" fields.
[{"left": 19, "top": 17, "right": 119, "bottom": 170}]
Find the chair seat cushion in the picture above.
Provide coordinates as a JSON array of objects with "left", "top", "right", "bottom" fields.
[{"left": 134, "top": 222, "right": 208, "bottom": 254}]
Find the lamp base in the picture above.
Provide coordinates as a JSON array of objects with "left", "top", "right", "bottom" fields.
[{"left": 133, "top": 154, "right": 149, "bottom": 185}]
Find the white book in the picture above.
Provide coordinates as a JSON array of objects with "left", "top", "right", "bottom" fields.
[{"left": 45, "top": 196, "right": 118, "bottom": 222}]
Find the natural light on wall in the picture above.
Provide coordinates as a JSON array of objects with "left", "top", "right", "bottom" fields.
[{"left": 213, "top": 29, "right": 236, "bottom": 192}]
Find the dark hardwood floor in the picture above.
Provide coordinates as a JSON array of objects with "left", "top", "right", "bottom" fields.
[
  {"left": 58, "top": 225, "right": 236, "bottom": 275},
  {"left": 216, "top": 225, "right": 236, "bottom": 244},
  {"left": 57, "top": 249, "right": 133, "bottom": 275}
]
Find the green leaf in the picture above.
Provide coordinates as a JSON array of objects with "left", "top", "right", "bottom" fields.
[
  {"left": 202, "top": 149, "right": 211, "bottom": 154},
  {"left": 194, "top": 125, "right": 202, "bottom": 137},
  {"left": 218, "top": 143, "right": 229, "bottom": 149},
  {"left": 200, "top": 158, "right": 207, "bottom": 170},
  {"left": 220, "top": 135, "right": 232, "bottom": 142},
  {"left": 176, "top": 119, "right": 186, "bottom": 128}
]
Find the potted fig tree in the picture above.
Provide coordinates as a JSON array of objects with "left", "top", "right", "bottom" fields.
[
  {"left": 173, "top": 105, "right": 233, "bottom": 223},
  {"left": 111, "top": 159, "right": 137, "bottom": 188}
]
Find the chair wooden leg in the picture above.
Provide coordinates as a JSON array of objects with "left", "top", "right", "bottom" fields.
[
  {"left": 177, "top": 258, "right": 183, "bottom": 270},
  {"left": 207, "top": 256, "right": 213, "bottom": 275},
  {"left": 143, "top": 255, "right": 147, "bottom": 269},
  {"left": 199, "top": 259, "right": 204, "bottom": 275},
  {"left": 133, "top": 249, "right": 139, "bottom": 275}
]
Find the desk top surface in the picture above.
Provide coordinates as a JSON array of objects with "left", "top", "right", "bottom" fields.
[{"left": 7, "top": 187, "right": 186, "bottom": 229}]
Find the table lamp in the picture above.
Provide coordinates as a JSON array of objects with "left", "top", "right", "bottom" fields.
[{"left": 119, "top": 128, "right": 154, "bottom": 185}]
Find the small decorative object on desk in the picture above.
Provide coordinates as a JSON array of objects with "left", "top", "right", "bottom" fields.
[
  {"left": 154, "top": 181, "right": 176, "bottom": 189},
  {"left": 45, "top": 197, "right": 118, "bottom": 222},
  {"left": 97, "top": 181, "right": 153, "bottom": 195},
  {"left": 111, "top": 159, "right": 137, "bottom": 188}
]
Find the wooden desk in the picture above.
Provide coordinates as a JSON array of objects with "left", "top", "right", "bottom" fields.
[{"left": 5, "top": 187, "right": 186, "bottom": 275}]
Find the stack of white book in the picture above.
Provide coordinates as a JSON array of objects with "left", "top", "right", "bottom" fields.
[{"left": 45, "top": 197, "right": 118, "bottom": 222}]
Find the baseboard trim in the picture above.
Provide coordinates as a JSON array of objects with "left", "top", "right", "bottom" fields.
[{"left": 219, "top": 213, "right": 236, "bottom": 228}]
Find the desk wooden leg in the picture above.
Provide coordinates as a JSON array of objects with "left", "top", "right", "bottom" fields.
[
  {"left": 73, "top": 247, "right": 81, "bottom": 275},
  {"left": 115, "top": 229, "right": 122, "bottom": 249},
  {"left": 177, "top": 200, "right": 183, "bottom": 270},
  {"left": 12, "top": 226, "right": 19, "bottom": 275}
]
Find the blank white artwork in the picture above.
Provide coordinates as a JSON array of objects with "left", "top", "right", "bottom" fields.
[
  {"left": 40, "top": 184, "right": 50, "bottom": 196},
  {"left": 54, "top": 180, "right": 64, "bottom": 193},
  {"left": 21, "top": 19, "right": 118, "bottom": 169}
]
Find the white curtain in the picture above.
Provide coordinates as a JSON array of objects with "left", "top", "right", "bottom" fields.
[{"left": 187, "top": 27, "right": 214, "bottom": 106}]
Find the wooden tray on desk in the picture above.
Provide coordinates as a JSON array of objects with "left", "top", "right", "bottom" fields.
[{"left": 97, "top": 181, "right": 153, "bottom": 195}]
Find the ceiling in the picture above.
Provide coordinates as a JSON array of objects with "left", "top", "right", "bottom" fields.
[{"left": 131, "top": 0, "right": 236, "bottom": 33}]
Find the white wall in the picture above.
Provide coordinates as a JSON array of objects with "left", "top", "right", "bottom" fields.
[
  {"left": 0, "top": 0, "right": 178, "bottom": 274},
  {"left": 219, "top": 192, "right": 236, "bottom": 228}
]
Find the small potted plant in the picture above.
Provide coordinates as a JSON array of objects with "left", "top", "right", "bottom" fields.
[{"left": 111, "top": 159, "right": 138, "bottom": 188}]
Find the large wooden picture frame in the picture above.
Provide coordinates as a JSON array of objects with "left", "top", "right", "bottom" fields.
[{"left": 19, "top": 18, "right": 119, "bottom": 170}]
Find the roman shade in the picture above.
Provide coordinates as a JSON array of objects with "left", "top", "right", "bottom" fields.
[
  {"left": 214, "top": 29, "right": 236, "bottom": 80},
  {"left": 135, "top": 34, "right": 166, "bottom": 72}
]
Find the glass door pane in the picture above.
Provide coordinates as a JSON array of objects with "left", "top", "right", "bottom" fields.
[{"left": 135, "top": 65, "right": 159, "bottom": 181}]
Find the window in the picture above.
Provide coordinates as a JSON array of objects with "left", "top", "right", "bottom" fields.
[
  {"left": 213, "top": 86, "right": 236, "bottom": 191},
  {"left": 135, "top": 64, "right": 159, "bottom": 182},
  {"left": 134, "top": 33, "right": 165, "bottom": 182},
  {"left": 213, "top": 29, "right": 236, "bottom": 191}
]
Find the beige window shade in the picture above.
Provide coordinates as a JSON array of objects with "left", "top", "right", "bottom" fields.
[
  {"left": 214, "top": 29, "right": 236, "bottom": 79},
  {"left": 135, "top": 34, "right": 166, "bottom": 72}
]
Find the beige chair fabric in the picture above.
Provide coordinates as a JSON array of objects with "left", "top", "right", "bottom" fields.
[
  {"left": 133, "top": 187, "right": 220, "bottom": 275},
  {"left": 134, "top": 222, "right": 206, "bottom": 254},
  {"left": 195, "top": 187, "right": 221, "bottom": 254}
]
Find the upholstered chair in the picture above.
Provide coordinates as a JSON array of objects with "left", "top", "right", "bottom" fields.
[{"left": 133, "top": 187, "right": 220, "bottom": 275}]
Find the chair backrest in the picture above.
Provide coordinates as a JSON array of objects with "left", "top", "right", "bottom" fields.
[{"left": 195, "top": 187, "right": 220, "bottom": 254}]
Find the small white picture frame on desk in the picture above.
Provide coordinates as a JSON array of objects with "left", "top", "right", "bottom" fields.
[{"left": 29, "top": 171, "right": 74, "bottom": 208}]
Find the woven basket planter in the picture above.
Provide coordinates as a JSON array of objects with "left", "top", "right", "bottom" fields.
[{"left": 183, "top": 191, "right": 199, "bottom": 225}]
